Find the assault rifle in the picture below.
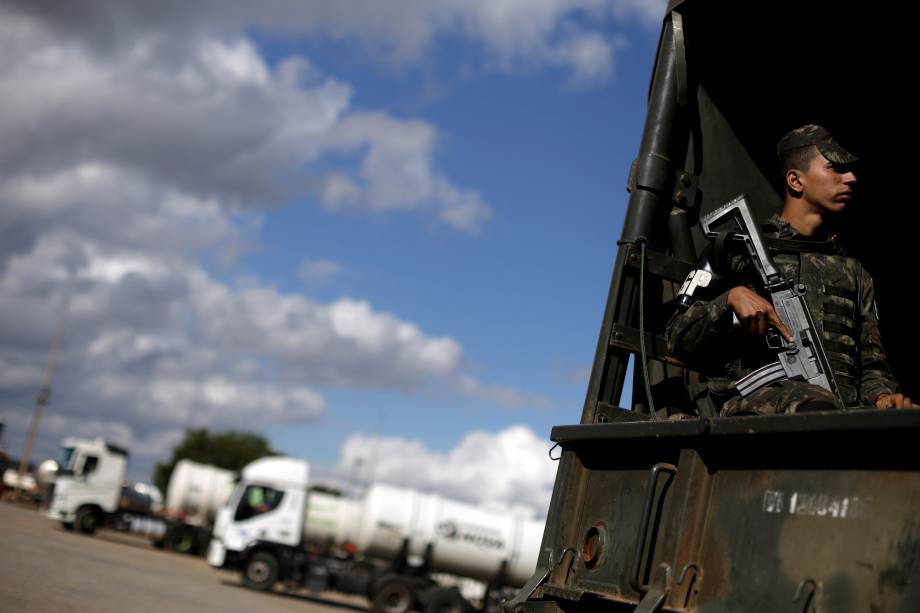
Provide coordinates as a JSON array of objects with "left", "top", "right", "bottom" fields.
[{"left": 684, "top": 194, "right": 844, "bottom": 403}]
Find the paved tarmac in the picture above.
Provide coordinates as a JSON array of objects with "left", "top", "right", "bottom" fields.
[{"left": 0, "top": 501, "right": 368, "bottom": 613}]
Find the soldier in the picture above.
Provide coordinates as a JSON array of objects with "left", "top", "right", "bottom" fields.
[{"left": 667, "top": 125, "right": 916, "bottom": 415}]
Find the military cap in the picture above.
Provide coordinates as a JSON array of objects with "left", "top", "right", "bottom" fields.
[{"left": 776, "top": 124, "right": 858, "bottom": 164}]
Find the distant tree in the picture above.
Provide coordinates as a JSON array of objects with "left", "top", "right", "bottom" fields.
[{"left": 153, "top": 429, "right": 275, "bottom": 493}]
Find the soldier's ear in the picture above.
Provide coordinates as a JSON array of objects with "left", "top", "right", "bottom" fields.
[{"left": 786, "top": 169, "right": 804, "bottom": 194}]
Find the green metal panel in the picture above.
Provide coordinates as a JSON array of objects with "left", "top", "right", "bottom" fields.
[{"left": 509, "top": 1, "right": 919, "bottom": 611}]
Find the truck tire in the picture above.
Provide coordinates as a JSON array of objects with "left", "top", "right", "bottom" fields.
[
  {"left": 425, "top": 587, "right": 471, "bottom": 613},
  {"left": 334, "top": 560, "right": 377, "bottom": 596},
  {"left": 241, "top": 551, "right": 279, "bottom": 591},
  {"left": 167, "top": 526, "right": 196, "bottom": 555},
  {"left": 371, "top": 577, "right": 416, "bottom": 613},
  {"left": 75, "top": 507, "right": 99, "bottom": 535}
]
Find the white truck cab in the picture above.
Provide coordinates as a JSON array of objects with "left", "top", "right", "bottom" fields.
[
  {"left": 47, "top": 437, "right": 128, "bottom": 533},
  {"left": 208, "top": 456, "right": 308, "bottom": 570}
]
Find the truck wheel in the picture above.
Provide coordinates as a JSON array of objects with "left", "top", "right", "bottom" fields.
[
  {"left": 167, "top": 527, "right": 196, "bottom": 555},
  {"left": 335, "top": 560, "right": 377, "bottom": 596},
  {"left": 241, "top": 552, "right": 279, "bottom": 591},
  {"left": 425, "top": 587, "right": 471, "bottom": 613},
  {"left": 372, "top": 577, "right": 416, "bottom": 613},
  {"left": 75, "top": 507, "right": 98, "bottom": 535}
]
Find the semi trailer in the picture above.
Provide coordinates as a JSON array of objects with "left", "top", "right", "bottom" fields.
[
  {"left": 47, "top": 437, "right": 235, "bottom": 554},
  {"left": 207, "top": 456, "right": 543, "bottom": 612}
]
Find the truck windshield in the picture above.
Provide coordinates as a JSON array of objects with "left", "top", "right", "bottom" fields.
[
  {"left": 234, "top": 484, "right": 284, "bottom": 521},
  {"left": 58, "top": 447, "right": 76, "bottom": 474}
]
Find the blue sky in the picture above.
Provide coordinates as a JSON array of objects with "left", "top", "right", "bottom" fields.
[
  {"left": 0, "top": 1, "right": 661, "bottom": 514},
  {"left": 258, "top": 22, "right": 657, "bottom": 469}
]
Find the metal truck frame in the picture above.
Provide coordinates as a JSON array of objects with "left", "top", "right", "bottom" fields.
[{"left": 508, "top": 2, "right": 920, "bottom": 612}]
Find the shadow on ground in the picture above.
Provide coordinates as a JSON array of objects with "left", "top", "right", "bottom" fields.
[{"left": 221, "top": 580, "right": 368, "bottom": 612}]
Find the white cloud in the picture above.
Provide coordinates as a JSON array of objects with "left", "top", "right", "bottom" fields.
[
  {"left": 0, "top": 2, "right": 579, "bottom": 483},
  {"left": 187, "top": 277, "right": 465, "bottom": 390},
  {"left": 0, "top": 224, "right": 537, "bottom": 481},
  {"left": 4, "top": 2, "right": 665, "bottom": 84},
  {"left": 40, "top": 414, "right": 136, "bottom": 452},
  {"left": 0, "top": 408, "right": 185, "bottom": 475},
  {"left": 457, "top": 375, "right": 555, "bottom": 411},
  {"left": 552, "top": 31, "right": 617, "bottom": 84},
  {"left": 607, "top": 0, "right": 667, "bottom": 26},
  {"left": 108, "top": 375, "right": 326, "bottom": 426},
  {"left": 336, "top": 425, "right": 558, "bottom": 517},
  {"left": 0, "top": 229, "right": 468, "bottom": 390},
  {"left": 0, "top": 356, "right": 44, "bottom": 390},
  {"left": 299, "top": 259, "right": 342, "bottom": 285},
  {"left": 0, "top": 11, "right": 490, "bottom": 233},
  {"left": 0, "top": 162, "right": 242, "bottom": 270}
]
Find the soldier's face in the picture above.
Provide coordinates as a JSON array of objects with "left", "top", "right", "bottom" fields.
[{"left": 799, "top": 152, "right": 857, "bottom": 214}]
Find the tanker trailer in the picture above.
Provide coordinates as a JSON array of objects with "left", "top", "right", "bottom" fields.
[
  {"left": 146, "top": 459, "right": 236, "bottom": 554},
  {"left": 350, "top": 483, "right": 543, "bottom": 613},
  {"left": 208, "top": 456, "right": 543, "bottom": 613}
]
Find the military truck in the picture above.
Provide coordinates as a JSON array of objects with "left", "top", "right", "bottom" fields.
[{"left": 507, "top": 2, "right": 920, "bottom": 612}]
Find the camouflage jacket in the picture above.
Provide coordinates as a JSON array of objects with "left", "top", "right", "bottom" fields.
[{"left": 666, "top": 214, "right": 898, "bottom": 411}]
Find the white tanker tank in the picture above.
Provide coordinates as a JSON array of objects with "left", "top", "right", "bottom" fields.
[
  {"left": 345, "top": 483, "right": 543, "bottom": 586},
  {"left": 164, "top": 460, "right": 235, "bottom": 526},
  {"left": 210, "top": 456, "right": 545, "bottom": 612},
  {"left": 302, "top": 488, "right": 361, "bottom": 547},
  {"left": 301, "top": 483, "right": 544, "bottom": 585}
]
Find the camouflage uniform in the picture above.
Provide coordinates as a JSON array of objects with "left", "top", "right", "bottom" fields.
[{"left": 666, "top": 214, "right": 899, "bottom": 416}]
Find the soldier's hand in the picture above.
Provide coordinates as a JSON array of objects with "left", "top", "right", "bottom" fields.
[
  {"left": 875, "top": 393, "right": 919, "bottom": 409},
  {"left": 727, "top": 286, "right": 794, "bottom": 342}
]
